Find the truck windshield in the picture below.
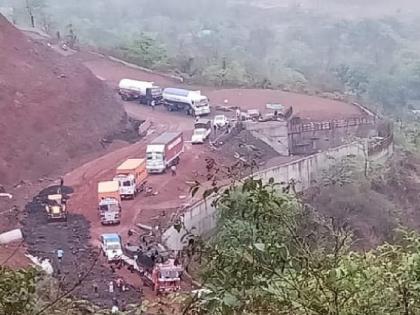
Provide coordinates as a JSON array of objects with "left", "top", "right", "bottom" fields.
[
  {"left": 194, "top": 129, "right": 206, "bottom": 135},
  {"left": 147, "top": 152, "right": 163, "bottom": 161},
  {"left": 99, "top": 204, "right": 119, "bottom": 212},
  {"left": 196, "top": 99, "right": 208, "bottom": 108},
  {"left": 160, "top": 270, "right": 179, "bottom": 279},
  {"left": 122, "top": 180, "right": 131, "bottom": 187},
  {"left": 106, "top": 243, "right": 121, "bottom": 251}
]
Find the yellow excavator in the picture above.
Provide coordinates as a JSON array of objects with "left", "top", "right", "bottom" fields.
[{"left": 44, "top": 194, "right": 67, "bottom": 221}]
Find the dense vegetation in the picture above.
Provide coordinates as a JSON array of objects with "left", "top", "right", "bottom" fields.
[
  {"left": 183, "top": 177, "right": 420, "bottom": 314},
  {"left": 2, "top": 0, "right": 420, "bottom": 114}
]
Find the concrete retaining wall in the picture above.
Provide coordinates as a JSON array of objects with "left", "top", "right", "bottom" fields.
[
  {"left": 163, "top": 136, "right": 393, "bottom": 250},
  {"left": 244, "top": 120, "right": 289, "bottom": 155}
]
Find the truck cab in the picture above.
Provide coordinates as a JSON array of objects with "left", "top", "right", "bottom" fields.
[
  {"left": 146, "top": 146, "right": 166, "bottom": 174},
  {"left": 98, "top": 181, "right": 121, "bottom": 225},
  {"left": 191, "top": 119, "right": 211, "bottom": 144},
  {"left": 127, "top": 244, "right": 183, "bottom": 294},
  {"left": 113, "top": 158, "right": 147, "bottom": 199},
  {"left": 98, "top": 198, "right": 121, "bottom": 225},
  {"left": 146, "top": 132, "right": 184, "bottom": 174},
  {"left": 118, "top": 79, "right": 162, "bottom": 105},
  {"left": 190, "top": 93, "right": 211, "bottom": 116},
  {"left": 143, "top": 87, "right": 163, "bottom": 105},
  {"left": 152, "top": 259, "right": 183, "bottom": 294},
  {"left": 113, "top": 174, "right": 136, "bottom": 198},
  {"left": 100, "top": 233, "right": 123, "bottom": 262},
  {"left": 162, "top": 88, "right": 211, "bottom": 116}
]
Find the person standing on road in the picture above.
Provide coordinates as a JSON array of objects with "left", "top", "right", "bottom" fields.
[
  {"left": 109, "top": 280, "right": 114, "bottom": 293},
  {"left": 93, "top": 282, "right": 98, "bottom": 295},
  {"left": 171, "top": 165, "right": 177, "bottom": 176},
  {"left": 151, "top": 100, "right": 155, "bottom": 110},
  {"left": 116, "top": 278, "right": 123, "bottom": 292},
  {"left": 57, "top": 248, "right": 64, "bottom": 263}
]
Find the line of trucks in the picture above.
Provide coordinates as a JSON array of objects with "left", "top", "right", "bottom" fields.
[
  {"left": 42, "top": 111, "right": 217, "bottom": 293},
  {"left": 97, "top": 131, "right": 184, "bottom": 225},
  {"left": 118, "top": 78, "right": 211, "bottom": 116},
  {"left": 95, "top": 131, "right": 185, "bottom": 294}
]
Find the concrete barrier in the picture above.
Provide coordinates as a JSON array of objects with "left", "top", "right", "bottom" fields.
[
  {"left": 0, "top": 229, "right": 23, "bottom": 244},
  {"left": 162, "top": 137, "right": 393, "bottom": 250}
]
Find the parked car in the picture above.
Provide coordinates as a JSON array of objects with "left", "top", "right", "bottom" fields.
[{"left": 213, "top": 115, "right": 228, "bottom": 128}]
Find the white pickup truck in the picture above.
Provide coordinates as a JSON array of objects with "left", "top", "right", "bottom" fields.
[
  {"left": 100, "top": 233, "right": 123, "bottom": 262},
  {"left": 191, "top": 119, "right": 212, "bottom": 144}
]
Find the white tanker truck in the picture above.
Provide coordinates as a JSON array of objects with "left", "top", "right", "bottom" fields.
[
  {"left": 162, "top": 88, "right": 211, "bottom": 116},
  {"left": 118, "top": 79, "right": 163, "bottom": 105}
]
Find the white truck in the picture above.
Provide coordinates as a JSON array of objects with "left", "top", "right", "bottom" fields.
[
  {"left": 113, "top": 158, "right": 148, "bottom": 200},
  {"left": 98, "top": 181, "right": 121, "bottom": 225},
  {"left": 118, "top": 79, "right": 163, "bottom": 105},
  {"left": 162, "top": 88, "right": 211, "bottom": 116},
  {"left": 100, "top": 233, "right": 123, "bottom": 262},
  {"left": 191, "top": 119, "right": 212, "bottom": 144},
  {"left": 146, "top": 132, "right": 184, "bottom": 174}
]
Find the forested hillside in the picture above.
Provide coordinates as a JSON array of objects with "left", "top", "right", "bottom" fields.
[{"left": 3, "top": 0, "right": 420, "bottom": 114}]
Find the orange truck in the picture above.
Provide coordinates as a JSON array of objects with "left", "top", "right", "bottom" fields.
[
  {"left": 113, "top": 158, "right": 147, "bottom": 199},
  {"left": 98, "top": 181, "right": 121, "bottom": 225}
]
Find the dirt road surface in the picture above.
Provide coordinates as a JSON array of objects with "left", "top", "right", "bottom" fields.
[
  {"left": 62, "top": 101, "right": 232, "bottom": 298},
  {"left": 80, "top": 54, "right": 365, "bottom": 121},
  {"left": 64, "top": 103, "right": 223, "bottom": 241}
]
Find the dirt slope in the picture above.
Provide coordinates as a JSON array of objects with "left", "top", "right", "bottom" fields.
[{"left": 0, "top": 15, "right": 125, "bottom": 186}]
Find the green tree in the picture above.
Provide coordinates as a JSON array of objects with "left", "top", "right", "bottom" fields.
[
  {"left": 117, "top": 33, "right": 169, "bottom": 69},
  {"left": 0, "top": 267, "right": 37, "bottom": 315},
  {"left": 184, "top": 178, "right": 420, "bottom": 315},
  {"left": 201, "top": 60, "right": 249, "bottom": 87}
]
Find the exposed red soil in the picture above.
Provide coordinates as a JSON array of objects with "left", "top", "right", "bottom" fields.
[
  {"left": 205, "top": 89, "right": 365, "bottom": 121},
  {"left": 0, "top": 243, "right": 31, "bottom": 269},
  {"left": 0, "top": 15, "right": 126, "bottom": 187},
  {"left": 80, "top": 56, "right": 365, "bottom": 121}
]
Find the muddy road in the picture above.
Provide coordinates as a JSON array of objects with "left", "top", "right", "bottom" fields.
[{"left": 22, "top": 185, "right": 141, "bottom": 307}]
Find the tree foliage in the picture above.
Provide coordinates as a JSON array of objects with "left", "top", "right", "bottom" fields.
[
  {"left": 0, "top": 267, "right": 37, "bottom": 315},
  {"left": 116, "top": 33, "right": 169, "bottom": 69},
  {"left": 184, "top": 178, "right": 420, "bottom": 315},
  {"left": 4, "top": 0, "right": 420, "bottom": 111}
]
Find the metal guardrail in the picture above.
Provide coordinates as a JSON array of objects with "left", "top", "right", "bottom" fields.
[{"left": 288, "top": 117, "right": 376, "bottom": 134}]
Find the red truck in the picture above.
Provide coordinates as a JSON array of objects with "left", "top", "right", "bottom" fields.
[{"left": 146, "top": 132, "right": 184, "bottom": 174}]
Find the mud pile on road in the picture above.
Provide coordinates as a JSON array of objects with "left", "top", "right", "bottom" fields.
[
  {"left": 21, "top": 185, "right": 141, "bottom": 308},
  {"left": 0, "top": 14, "right": 126, "bottom": 187},
  {"left": 214, "top": 129, "right": 279, "bottom": 167}
]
